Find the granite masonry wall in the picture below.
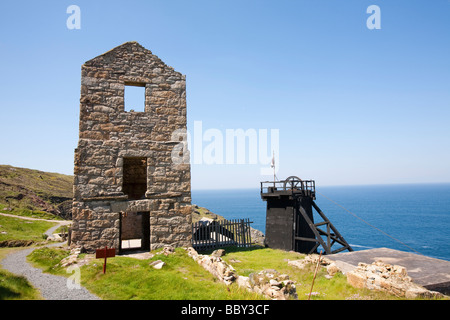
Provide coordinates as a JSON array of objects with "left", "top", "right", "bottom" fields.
[{"left": 71, "top": 41, "right": 192, "bottom": 252}]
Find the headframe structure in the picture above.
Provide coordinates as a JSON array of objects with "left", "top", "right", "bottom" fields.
[{"left": 261, "top": 176, "right": 353, "bottom": 254}]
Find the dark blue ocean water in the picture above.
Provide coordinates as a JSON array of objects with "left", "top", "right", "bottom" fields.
[{"left": 191, "top": 183, "right": 450, "bottom": 261}]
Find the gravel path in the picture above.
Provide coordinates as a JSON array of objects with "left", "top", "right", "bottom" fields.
[
  {"left": 1, "top": 245, "right": 100, "bottom": 300},
  {"left": 0, "top": 216, "right": 101, "bottom": 300}
]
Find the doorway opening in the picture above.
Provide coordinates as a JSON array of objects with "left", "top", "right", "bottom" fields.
[{"left": 119, "top": 211, "right": 150, "bottom": 252}]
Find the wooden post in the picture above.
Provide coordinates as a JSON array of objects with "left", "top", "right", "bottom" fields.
[
  {"left": 103, "top": 246, "right": 107, "bottom": 274},
  {"left": 241, "top": 220, "right": 246, "bottom": 248},
  {"left": 308, "top": 250, "right": 322, "bottom": 300}
]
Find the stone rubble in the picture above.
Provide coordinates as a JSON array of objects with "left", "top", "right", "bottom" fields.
[
  {"left": 288, "top": 253, "right": 339, "bottom": 277},
  {"left": 155, "top": 245, "right": 175, "bottom": 256},
  {"left": 289, "top": 254, "right": 444, "bottom": 299},
  {"left": 346, "top": 260, "right": 444, "bottom": 299},
  {"left": 246, "top": 269, "right": 297, "bottom": 300},
  {"left": 149, "top": 260, "right": 166, "bottom": 269},
  {"left": 55, "top": 243, "right": 446, "bottom": 300},
  {"left": 186, "top": 247, "right": 298, "bottom": 300},
  {"left": 59, "top": 247, "right": 82, "bottom": 267}
]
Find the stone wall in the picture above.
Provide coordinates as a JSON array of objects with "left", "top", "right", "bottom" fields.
[{"left": 71, "top": 42, "right": 192, "bottom": 252}]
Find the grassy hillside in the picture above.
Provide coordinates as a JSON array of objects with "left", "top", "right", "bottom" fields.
[
  {"left": 0, "top": 165, "right": 73, "bottom": 219},
  {"left": 0, "top": 215, "right": 57, "bottom": 243}
]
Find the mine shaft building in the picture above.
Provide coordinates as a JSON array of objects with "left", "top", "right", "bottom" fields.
[
  {"left": 261, "top": 176, "right": 353, "bottom": 255},
  {"left": 71, "top": 42, "right": 192, "bottom": 253}
]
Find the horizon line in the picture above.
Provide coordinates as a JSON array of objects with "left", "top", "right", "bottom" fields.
[{"left": 191, "top": 181, "right": 450, "bottom": 192}]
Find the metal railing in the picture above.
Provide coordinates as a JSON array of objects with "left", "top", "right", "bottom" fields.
[
  {"left": 191, "top": 218, "right": 253, "bottom": 251},
  {"left": 260, "top": 176, "right": 315, "bottom": 196}
]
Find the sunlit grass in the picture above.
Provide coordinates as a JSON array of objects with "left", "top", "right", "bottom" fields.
[
  {"left": 28, "top": 247, "right": 264, "bottom": 300},
  {"left": 220, "top": 246, "right": 400, "bottom": 300},
  {"left": 0, "top": 215, "right": 57, "bottom": 242}
]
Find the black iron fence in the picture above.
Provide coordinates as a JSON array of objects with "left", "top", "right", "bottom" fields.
[{"left": 192, "top": 218, "right": 253, "bottom": 251}]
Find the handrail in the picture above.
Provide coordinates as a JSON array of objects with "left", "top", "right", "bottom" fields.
[{"left": 260, "top": 179, "right": 315, "bottom": 195}]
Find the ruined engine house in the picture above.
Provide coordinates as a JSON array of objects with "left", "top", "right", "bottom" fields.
[{"left": 71, "top": 41, "right": 192, "bottom": 253}]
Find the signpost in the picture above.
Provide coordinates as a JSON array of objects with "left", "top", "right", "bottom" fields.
[{"left": 95, "top": 246, "right": 116, "bottom": 274}]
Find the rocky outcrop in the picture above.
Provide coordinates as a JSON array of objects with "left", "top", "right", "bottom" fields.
[
  {"left": 0, "top": 239, "right": 35, "bottom": 248},
  {"left": 250, "top": 228, "right": 265, "bottom": 247}
]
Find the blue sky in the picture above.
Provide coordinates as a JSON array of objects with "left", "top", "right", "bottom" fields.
[{"left": 0, "top": 0, "right": 449, "bottom": 190}]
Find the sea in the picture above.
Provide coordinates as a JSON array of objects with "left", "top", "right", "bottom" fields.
[{"left": 191, "top": 183, "right": 450, "bottom": 262}]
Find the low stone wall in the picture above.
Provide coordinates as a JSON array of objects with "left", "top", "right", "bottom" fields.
[{"left": 186, "top": 247, "right": 237, "bottom": 285}]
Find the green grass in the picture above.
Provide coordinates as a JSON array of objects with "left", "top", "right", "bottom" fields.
[
  {"left": 79, "top": 253, "right": 261, "bottom": 300},
  {"left": 27, "top": 247, "right": 68, "bottom": 274},
  {"left": 0, "top": 213, "right": 59, "bottom": 300},
  {"left": 0, "top": 204, "right": 65, "bottom": 221},
  {"left": 8, "top": 244, "right": 448, "bottom": 301},
  {"left": 0, "top": 215, "right": 57, "bottom": 242},
  {"left": 24, "top": 245, "right": 412, "bottom": 301},
  {"left": 0, "top": 269, "right": 42, "bottom": 300},
  {"left": 0, "top": 248, "right": 43, "bottom": 300},
  {"left": 27, "top": 247, "right": 264, "bottom": 300},
  {"left": 219, "top": 246, "right": 402, "bottom": 300}
]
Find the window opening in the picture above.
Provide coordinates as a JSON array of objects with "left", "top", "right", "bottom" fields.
[
  {"left": 124, "top": 83, "right": 145, "bottom": 112},
  {"left": 122, "top": 157, "right": 147, "bottom": 200}
]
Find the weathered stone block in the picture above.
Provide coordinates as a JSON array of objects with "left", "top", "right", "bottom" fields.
[{"left": 346, "top": 270, "right": 366, "bottom": 289}]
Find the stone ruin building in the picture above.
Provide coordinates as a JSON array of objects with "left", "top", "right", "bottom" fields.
[{"left": 70, "top": 41, "right": 192, "bottom": 253}]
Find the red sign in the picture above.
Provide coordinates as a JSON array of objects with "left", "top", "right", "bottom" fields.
[
  {"left": 95, "top": 248, "right": 116, "bottom": 259},
  {"left": 95, "top": 247, "right": 116, "bottom": 274}
]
